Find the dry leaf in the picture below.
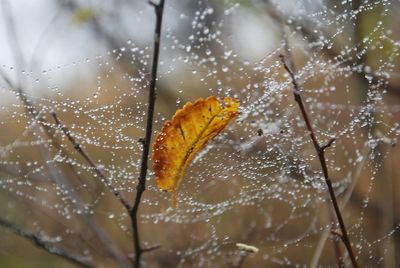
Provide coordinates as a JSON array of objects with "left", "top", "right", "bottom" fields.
[{"left": 152, "top": 96, "right": 239, "bottom": 205}]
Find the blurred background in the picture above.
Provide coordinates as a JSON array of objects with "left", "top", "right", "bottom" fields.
[{"left": 0, "top": 0, "right": 399, "bottom": 267}]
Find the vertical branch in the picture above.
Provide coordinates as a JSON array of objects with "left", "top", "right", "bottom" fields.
[
  {"left": 310, "top": 145, "right": 369, "bottom": 268},
  {"left": 129, "top": 1, "right": 165, "bottom": 267},
  {"left": 329, "top": 206, "right": 345, "bottom": 268},
  {"left": 279, "top": 54, "right": 359, "bottom": 268},
  {"left": 278, "top": 34, "right": 344, "bottom": 266}
]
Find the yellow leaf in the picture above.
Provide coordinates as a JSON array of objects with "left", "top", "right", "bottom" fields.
[
  {"left": 72, "top": 8, "right": 95, "bottom": 24},
  {"left": 152, "top": 96, "right": 239, "bottom": 205}
]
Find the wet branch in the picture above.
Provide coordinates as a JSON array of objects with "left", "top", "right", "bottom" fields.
[
  {"left": 2, "top": 63, "right": 130, "bottom": 268},
  {"left": 51, "top": 112, "right": 131, "bottom": 211},
  {"left": 1, "top": 7, "right": 131, "bottom": 266},
  {"left": 279, "top": 54, "right": 359, "bottom": 268},
  {"left": 128, "top": 1, "right": 165, "bottom": 267},
  {"left": 0, "top": 218, "right": 95, "bottom": 268}
]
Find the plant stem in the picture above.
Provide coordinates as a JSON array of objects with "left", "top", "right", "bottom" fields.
[
  {"left": 51, "top": 112, "right": 131, "bottom": 211},
  {"left": 130, "top": 1, "right": 166, "bottom": 267},
  {"left": 279, "top": 54, "right": 359, "bottom": 268}
]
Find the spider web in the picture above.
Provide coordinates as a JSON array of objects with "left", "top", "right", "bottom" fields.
[{"left": 0, "top": 0, "right": 399, "bottom": 267}]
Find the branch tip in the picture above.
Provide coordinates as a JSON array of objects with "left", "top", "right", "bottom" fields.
[
  {"left": 148, "top": 0, "right": 160, "bottom": 8},
  {"left": 321, "top": 138, "right": 336, "bottom": 151},
  {"left": 331, "top": 229, "right": 344, "bottom": 240}
]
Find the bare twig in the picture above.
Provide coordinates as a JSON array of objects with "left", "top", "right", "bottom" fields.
[
  {"left": 279, "top": 54, "right": 359, "bottom": 268},
  {"left": 328, "top": 200, "right": 345, "bottom": 267},
  {"left": 0, "top": 218, "right": 95, "bottom": 268},
  {"left": 129, "top": 1, "right": 165, "bottom": 267},
  {"left": 310, "top": 145, "right": 369, "bottom": 268},
  {"left": 128, "top": 244, "right": 161, "bottom": 263},
  {"left": 321, "top": 138, "right": 336, "bottom": 151},
  {"left": 1, "top": 8, "right": 131, "bottom": 266},
  {"left": 50, "top": 113, "right": 132, "bottom": 268},
  {"left": 51, "top": 112, "right": 131, "bottom": 211},
  {"left": 1, "top": 71, "right": 130, "bottom": 268},
  {"left": 276, "top": 30, "right": 345, "bottom": 265}
]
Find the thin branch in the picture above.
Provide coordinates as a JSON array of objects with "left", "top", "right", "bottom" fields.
[
  {"left": 276, "top": 25, "right": 345, "bottom": 266},
  {"left": 128, "top": 244, "right": 161, "bottom": 263},
  {"left": 279, "top": 28, "right": 345, "bottom": 266},
  {"left": 50, "top": 113, "right": 132, "bottom": 268},
  {"left": 0, "top": 218, "right": 95, "bottom": 268},
  {"left": 329, "top": 210, "right": 345, "bottom": 268},
  {"left": 279, "top": 54, "right": 359, "bottom": 268},
  {"left": 1, "top": 71, "right": 131, "bottom": 268},
  {"left": 51, "top": 112, "right": 131, "bottom": 211},
  {"left": 1, "top": 15, "right": 132, "bottom": 265},
  {"left": 310, "top": 145, "right": 369, "bottom": 268},
  {"left": 321, "top": 137, "right": 336, "bottom": 151},
  {"left": 129, "top": 1, "right": 165, "bottom": 267}
]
